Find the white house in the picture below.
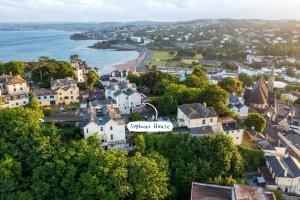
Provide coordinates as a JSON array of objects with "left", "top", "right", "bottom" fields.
[
  {"left": 105, "top": 81, "right": 141, "bottom": 114},
  {"left": 113, "top": 89, "right": 142, "bottom": 114},
  {"left": 218, "top": 117, "right": 244, "bottom": 145},
  {"left": 83, "top": 104, "right": 126, "bottom": 150},
  {"left": 33, "top": 88, "right": 57, "bottom": 107},
  {"left": 228, "top": 94, "right": 249, "bottom": 118},
  {"left": 0, "top": 75, "right": 30, "bottom": 108},
  {"left": 110, "top": 70, "right": 129, "bottom": 82}
]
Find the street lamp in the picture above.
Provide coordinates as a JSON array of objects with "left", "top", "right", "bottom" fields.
[{"left": 143, "top": 102, "right": 158, "bottom": 120}]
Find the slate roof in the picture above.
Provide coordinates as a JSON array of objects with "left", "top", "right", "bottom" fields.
[
  {"left": 33, "top": 88, "right": 56, "bottom": 96},
  {"left": 190, "top": 126, "right": 214, "bottom": 135},
  {"left": 244, "top": 77, "right": 276, "bottom": 109},
  {"left": 178, "top": 103, "right": 217, "bottom": 119},
  {"left": 125, "top": 89, "right": 136, "bottom": 96},
  {"left": 266, "top": 155, "right": 300, "bottom": 178}
]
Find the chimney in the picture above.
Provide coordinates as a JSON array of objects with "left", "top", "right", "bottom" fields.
[
  {"left": 9, "top": 72, "right": 12, "bottom": 76},
  {"left": 203, "top": 102, "right": 207, "bottom": 108},
  {"left": 284, "top": 169, "right": 288, "bottom": 177}
]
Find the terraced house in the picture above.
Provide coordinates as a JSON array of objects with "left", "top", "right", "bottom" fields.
[
  {"left": 0, "top": 75, "right": 29, "bottom": 108},
  {"left": 51, "top": 77, "right": 79, "bottom": 105}
]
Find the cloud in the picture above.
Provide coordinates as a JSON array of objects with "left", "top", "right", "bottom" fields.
[{"left": 0, "top": 0, "right": 300, "bottom": 22}]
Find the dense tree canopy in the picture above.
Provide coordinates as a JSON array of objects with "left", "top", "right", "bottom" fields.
[
  {"left": 218, "top": 77, "right": 243, "bottom": 95},
  {"left": 244, "top": 113, "right": 267, "bottom": 133},
  {"left": 0, "top": 61, "right": 25, "bottom": 75},
  {"left": 143, "top": 133, "right": 243, "bottom": 200},
  {"left": 238, "top": 73, "right": 254, "bottom": 88},
  {"left": 87, "top": 70, "right": 100, "bottom": 89},
  {"left": 27, "top": 59, "right": 74, "bottom": 88},
  {"left": 0, "top": 107, "right": 169, "bottom": 200}
]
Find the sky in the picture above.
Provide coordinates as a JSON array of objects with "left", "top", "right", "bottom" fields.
[{"left": 1, "top": 0, "right": 300, "bottom": 22}]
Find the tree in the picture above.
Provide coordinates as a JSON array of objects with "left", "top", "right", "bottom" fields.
[
  {"left": 134, "top": 134, "right": 145, "bottom": 154},
  {"left": 295, "top": 98, "right": 300, "bottom": 105},
  {"left": 0, "top": 61, "right": 6, "bottom": 75},
  {"left": 142, "top": 133, "right": 243, "bottom": 199},
  {"left": 29, "top": 98, "right": 41, "bottom": 111},
  {"left": 168, "top": 51, "right": 175, "bottom": 57},
  {"left": 185, "top": 73, "right": 208, "bottom": 88},
  {"left": 130, "top": 112, "right": 143, "bottom": 121},
  {"left": 0, "top": 107, "right": 169, "bottom": 199},
  {"left": 156, "top": 94, "right": 178, "bottom": 115},
  {"left": 70, "top": 54, "right": 80, "bottom": 63},
  {"left": 128, "top": 153, "right": 169, "bottom": 200},
  {"left": 218, "top": 77, "right": 243, "bottom": 95},
  {"left": 87, "top": 70, "right": 99, "bottom": 89},
  {"left": 244, "top": 113, "right": 267, "bottom": 133},
  {"left": 238, "top": 73, "right": 253, "bottom": 88},
  {"left": 4, "top": 61, "right": 24, "bottom": 75},
  {"left": 127, "top": 72, "right": 141, "bottom": 86}
]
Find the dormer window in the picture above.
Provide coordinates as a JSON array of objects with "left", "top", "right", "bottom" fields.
[{"left": 202, "top": 119, "right": 206, "bottom": 125}]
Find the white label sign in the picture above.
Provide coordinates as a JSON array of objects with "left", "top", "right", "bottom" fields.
[{"left": 127, "top": 121, "right": 173, "bottom": 132}]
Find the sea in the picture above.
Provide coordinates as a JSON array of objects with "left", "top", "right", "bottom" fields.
[{"left": 0, "top": 31, "right": 139, "bottom": 73}]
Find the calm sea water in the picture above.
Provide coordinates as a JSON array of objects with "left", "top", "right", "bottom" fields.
[{"left": 0, "top": 31, "right": 138, "bottom": 73}]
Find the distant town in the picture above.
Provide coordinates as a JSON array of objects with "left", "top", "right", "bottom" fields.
[{"left": 1, "top": 19, "right": 300, "bottom": 200}]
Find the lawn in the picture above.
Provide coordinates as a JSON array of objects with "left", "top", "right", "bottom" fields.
[
  {"left": 149, "top": 50, "right": 203, "bottom": 67},
  {"left": 149, "top": 50, "right": 178, "bottom": 67}
]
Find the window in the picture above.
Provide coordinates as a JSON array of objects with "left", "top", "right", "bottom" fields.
[
  {"left": 110, "top": 134, "right": 113, "bottom": 140},
  {"left": 71, "top": 96, "right": 73, "bottom": 99},
  {"left": 202, "top": 119, "right": 206, "bottom": 125},
  {"left": 110, "top": 126, "right": 113, "bottom": 131},
  {"left": 23, "top": 101, "right": 26, "bottom": 104},
  {"left": 236, "top": 137, "right": 239, "bottom": 140},
  {"left": 38, "top": 97, "right": 41, "bottom": 100},
  {"left": 210, "top": 118, "right": 213, "bottom": 123},
  {"left": 44, "top": 96, "right": 47, "bottom": 99},
  {"left": 14, "top": 88, "right": 16, "bottom": 92},
  {"left": 20, "top": 87, "right": 23, "bottom": 91},
  {"left": 70, "top": 91, "right": 73, "bottom": 94},
  {"left": 100, "top": 127, "right": 103, "bottom": 131},
  {"left": 50, "top": 96, "right": 54, "bottom": 99},
  {"left": 16, "top": 102, "right": 19, "bottom": 105},
  {"left": 86, "top": 128, "right": 88, "bottom": 133}
]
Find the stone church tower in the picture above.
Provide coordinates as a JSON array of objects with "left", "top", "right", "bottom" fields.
[{"left": 268, "top": 66, "right": 275, "bottom": 92}]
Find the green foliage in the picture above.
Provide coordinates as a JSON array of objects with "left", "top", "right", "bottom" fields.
[
  {"left": 4, "top": 61, "right": 24, "bottom": 75},
  {"left": 87, "top": 70, "right": 99, "bottom": 89},
  {"left": 218, "top": 77, "right": 243, "bottom": 95},
  {"left": 238, "top": 146, "right": 264, "bottom": 172},
  {"left": 221, "top": 62, "right": 238, "bottom": 71},
  {"left": 27, "top": 59, "right": 74, "bottom": 88},
  {"left": 130, "top": 112, "right": 143, "bottom": 121},
  {"left": 127, "top": 72, "right": 141, "bottom": 86},
  {"left": 238, "top": 73, "right": 254, "bottom": 88},
  {"left": 185, "top": 67, "right": 208, "bottom": 88},
  {"left": 134, "top": 134, "right": 145, "bottom": 154},
  {"left": 29, "top": 98, "right": 41, "bottom": 110},
  {"left": 143, "top": 133, "right": 243, "bottom": 199},
  {"left": 244, "top": 113, "right": 267, "bottom": 133},
  {"left": 295, "top": 98, "right": 300, "bottom": 105},
  {"left": 0, "top": 107, "right": 169, "bottom": 200}
]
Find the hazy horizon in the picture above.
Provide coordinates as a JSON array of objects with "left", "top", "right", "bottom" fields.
[{"left": 2, "top": 0, "right": 300, "bottom": 23}]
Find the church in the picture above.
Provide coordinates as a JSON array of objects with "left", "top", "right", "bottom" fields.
[{"left": 243, "top": 67, "right": 276, "bottom": 114}]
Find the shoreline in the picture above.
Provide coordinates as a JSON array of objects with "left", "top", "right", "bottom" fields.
[{"left": 89, "top": 42, "right": 152, "bottom": 73}]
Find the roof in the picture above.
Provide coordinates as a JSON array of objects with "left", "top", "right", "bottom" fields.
[
  {"left": 178, "top": 103, "right": 217, "bottom": 119},
  {"left": 266, "top": 155, "right": 300, "bottom": 178},
  {"left": 125, "top": 88, "right": 136, "bottom": 96},
  {"left": 249, "top": 78, "right": 269, "bottom": 105},
  {"left": 190, "top": 126, "right": 214, "bottom": 135},
  {"left": 190, "top": 182, "right": 231, "bottom": 200},
  {"left": 191, "top": 183, "right": 276, "bottom": 200},
  {"left": 233, "top": 185, "right": 272, "bottom": 200},
  {"left": 0, "top": 75, "right": 27, "bottom": 85},
  {"left": 33, "top": 88, "right": 56, "bottom": 97},
  {"left": 51, "top": 77, "right": 77, "bottom": 89}
]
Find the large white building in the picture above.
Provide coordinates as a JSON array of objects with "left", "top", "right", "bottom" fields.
[
  {"left": 228, "top": 94, "right": 249, "bottom": 118},
  {"left": 105, "top": 81, "right": 142, "bottom": 114},
  {"left": 0, "top": 75, "right": 30, "bottom": 108},
  {"left": 83, "top": 104, "right": 126, "bottom": 150}
]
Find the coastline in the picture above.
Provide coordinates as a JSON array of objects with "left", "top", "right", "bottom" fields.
[{"left": 89, "top": 42, "right": 152, "bottom": 73}]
